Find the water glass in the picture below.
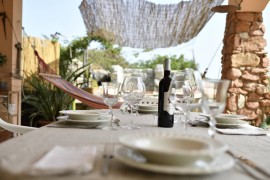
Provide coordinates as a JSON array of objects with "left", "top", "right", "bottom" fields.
[
  {"left": 120, "top": 76, "right": 145, "bottom": 129},
  {"left": 102, "top": 82, "right": 120, "bottom": 130},
  {"left": 200, "top": 79, "right": 230, "bottom": 138}
]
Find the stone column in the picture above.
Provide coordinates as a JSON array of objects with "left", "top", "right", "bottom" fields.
[{"left": 221, "top": 12, "right": 270, "bottom": 126}]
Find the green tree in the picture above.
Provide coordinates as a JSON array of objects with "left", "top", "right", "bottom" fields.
[{"left": 130, "top": 55, "right": 198, "bottom": 70}]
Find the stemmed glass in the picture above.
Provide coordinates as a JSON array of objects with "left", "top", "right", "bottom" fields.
[
  {"left": 120, "top": 76, "right": 146, "bottom": 130},
  {"left": 199, "top": 79, "right": 230, "bottom": 138},
  {"left": 186, "top": 70, "right": 202, "bottom": 118},
  {"left": 102, "top": 82, "right": 120, "bottom": 130},
  {"left": 169, "top": 79, "right": 192, "bottom": 134}
]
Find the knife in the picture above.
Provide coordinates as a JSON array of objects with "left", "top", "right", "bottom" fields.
[
  {"left": 227, "top": 150, "right": 270, "bottom": 178},
  {"left": 102, "top": 143, "right": 114, "bottom": 175}
]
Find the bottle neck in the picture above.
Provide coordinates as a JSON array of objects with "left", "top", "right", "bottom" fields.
[{"left": 164, "top": 70, "right": 170, "bottom": 77}]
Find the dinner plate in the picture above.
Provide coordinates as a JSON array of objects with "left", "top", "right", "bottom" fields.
[
  {"left": 115, "top": 146, "right": 234, "bottom": 175},
  {"left": 59, "top": 110, "right": 108, "bottom": 120},
  {"left": 196, "top": 117, "right": 249, "bottom": 128},
  {"left": 215, "top": 120, "right": 249, "bottom": 128},
  {"left": 138, "top": 109, "right": 158, "bottom": 114},
  {"left": 138, "top": 104, "right": 158, "bottom": 110},
  {"left": 200, "top": 113, "right": 247, "bottom": 121},
  {"left": 64, "top": 119, "right": 109, "bottom": 126}
]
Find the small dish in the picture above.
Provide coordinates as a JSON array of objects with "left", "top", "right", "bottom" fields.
[
  {"left": 59, "top": 110, "right": 108, "bottom": 120},
  {"left": 119, "top": 133, "right": 227, "bottom": 165}
]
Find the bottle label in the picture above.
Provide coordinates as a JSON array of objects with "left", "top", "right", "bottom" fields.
[{"left": 163, "top": 92, "right": 174, "bottom": 115}]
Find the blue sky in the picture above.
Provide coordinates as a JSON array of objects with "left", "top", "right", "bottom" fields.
[{"left": 23, "top": 0, "right": 270, "bottom": 78}]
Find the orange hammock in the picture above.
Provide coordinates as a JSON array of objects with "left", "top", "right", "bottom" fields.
[{"left": 34, "top": 50, "right": 122, "bottom": 109}]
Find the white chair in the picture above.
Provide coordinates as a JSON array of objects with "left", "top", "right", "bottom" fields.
[{"left": 0, "top": 118, "right": 37, "bottom": 134}]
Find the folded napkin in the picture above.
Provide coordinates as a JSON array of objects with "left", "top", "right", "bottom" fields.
[
  {"left": 216, "top": 125, "right": 269, "bottom": 136},
  {"left": 28, "top": 145, "right": 96, "bottom": 176}
]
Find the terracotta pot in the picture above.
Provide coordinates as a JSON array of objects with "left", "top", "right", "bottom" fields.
[{"left": 37, "top": 120, "right": 53, "bottom": 127}]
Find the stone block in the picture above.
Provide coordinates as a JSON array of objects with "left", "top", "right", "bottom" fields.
[
  {"left": 231, "top": 53, "right": 260, "bottom": 67},
  {"left": 226, "top": 68, "right": 242, "bottom": 80}
]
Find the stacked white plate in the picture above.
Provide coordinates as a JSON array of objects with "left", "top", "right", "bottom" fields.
[
  {"left": 137, "top": 104, "right": 158, "bottom": 114},
  {"left": 59, "top": 110, "right": 109, "bottom": 128},
  {"left": 115, "top": 132, "right": 234, "bottom": 175},
  {"left": 199, "top": 113, "right": 249, "bottom": 128}
]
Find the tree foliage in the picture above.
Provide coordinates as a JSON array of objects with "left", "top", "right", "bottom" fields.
[{"left": 130, "top": 55, "right": 198, "bottom": 70}]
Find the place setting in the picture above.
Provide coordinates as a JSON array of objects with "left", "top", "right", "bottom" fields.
[
  {"left": 114, "top": 132, "right": 234, "bottom": 175},
  {"left": 47, "top": 109, "right": 110, "bottom": 129},
  {"left": 197, "top": 113, "right": 249, "bottom": 128},
  {"left": 137, "top": 103, "right": 158, "bottom": 114},
  {"left": 196, "top": 113, "right": 269, "bottom": 136}
]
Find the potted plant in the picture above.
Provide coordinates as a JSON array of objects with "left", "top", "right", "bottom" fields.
[{"left": 22, "top": 73, "right": 74, "bottom": 126}]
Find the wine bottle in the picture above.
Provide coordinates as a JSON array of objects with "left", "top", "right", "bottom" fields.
[{"left": 158, "top": 58, "right": 174, "bottom": 127}]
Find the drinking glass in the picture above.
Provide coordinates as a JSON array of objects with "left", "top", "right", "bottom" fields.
[
  {"left": 120, "top": 76, "right": 146, "bottom": 129},
  {"left": 186, "top": 70, "right": 202, "bottom": 119},
  {"left": 169, "top": 79, "right": 192, "bottom": 134},
  {"left": 199, "top": 79, "right": 230, "bottom": 138},
  {"left": 102, "top": 82, "right": 120, "bottom": 130}
]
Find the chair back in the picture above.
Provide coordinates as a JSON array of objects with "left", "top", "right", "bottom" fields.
[{"left": 0, "top": 118, "right": 37, "bottom": 134}]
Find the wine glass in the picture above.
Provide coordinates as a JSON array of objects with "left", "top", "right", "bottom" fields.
[
  {"left": 199, "top": 79, "right": 230, "bottom": 138},
  {"left": 120, "top": 76, "right": 146, "bottom": 130},
  {"left": 102, "top": 82, "right": 120, "bottom": 130},
  {"left": 186, "top": 70, "right": 203, "bottom": 120},
  {"left": 169, "top": 79, "right": 192, "bottom": 134}
]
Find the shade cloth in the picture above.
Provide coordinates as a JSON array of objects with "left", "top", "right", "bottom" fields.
[{"left": 79, "top": 0, "right": 225, "bottom": 48}]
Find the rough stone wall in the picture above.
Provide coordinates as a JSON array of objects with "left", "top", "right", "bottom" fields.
[{"left": 221, "top": 12, "right": 270, "bottom": 126}]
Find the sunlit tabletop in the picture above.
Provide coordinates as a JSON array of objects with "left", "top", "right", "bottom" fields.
[{"left": 0, "top": 110, "right": 269, "bottom": 180}]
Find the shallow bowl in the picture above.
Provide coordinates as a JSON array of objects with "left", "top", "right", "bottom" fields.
[
  {"left": 119, "top": 133, "right": 227, "bottom": 165},
  {"left": 215, "top": 114, "right": 247, "bottom": 124}
]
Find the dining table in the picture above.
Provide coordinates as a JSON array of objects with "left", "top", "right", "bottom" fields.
[{"left": 0, "top": 110, "right": 269, "bottom": 180}]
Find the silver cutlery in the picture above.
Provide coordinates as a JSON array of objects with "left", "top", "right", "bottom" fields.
[
  {"left": 114, "top": 119, "right": 121, "bottom": 127},
  {"left": 227, "top": 150, "right": 270, "bottom": 179},
  {"left": 102, "top": 143, "right": 114, "bottom": 175}
]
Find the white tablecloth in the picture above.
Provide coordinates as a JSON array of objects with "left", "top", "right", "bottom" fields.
[{"left": 0, "top": 111, "right": 269, "bottom": 180}]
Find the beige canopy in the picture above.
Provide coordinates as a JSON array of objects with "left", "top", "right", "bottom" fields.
[{"left": 79, "top": 0, "right": 225, "bottom": 49}]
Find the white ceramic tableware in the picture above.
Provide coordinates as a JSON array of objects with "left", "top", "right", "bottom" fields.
[
  {"left": 59, "top": 110, "right": 108, "bottom": 120},
  {"left": 138, "top": 104, "right": 158, "bottom": 111},
  {"left": 115, "top": 146, "right": 234, "bottom": 175},
  {"left": 200, "top": 113, "right": 248, "bottom": 124},
  {"left": 195, "top": 117, "right": 249, "bottom": 128},
  {"left": 215, "top": 114, "right": 247, "bottom": 124},
  {"left": 119, "top": 133, "right": 228, "bottom": 165}
]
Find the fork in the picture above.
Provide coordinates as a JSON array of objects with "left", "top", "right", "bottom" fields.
[
  {"left": 227, "top": 150, "right": 270, "bottom": 179},
  {"left": 101, "top": 143, "right": 114, "bottom": 175}
]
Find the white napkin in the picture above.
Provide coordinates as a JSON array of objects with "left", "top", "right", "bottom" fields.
[
  {"left": 216, "top": 125, "right": 269, "bottom": 136},
  {"left": 28, "top": 145, "right": 96, "bottom": 176}
]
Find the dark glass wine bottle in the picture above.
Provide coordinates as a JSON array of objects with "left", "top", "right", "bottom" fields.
[{"left": 158, "top": 58, "right": 174, "bottom": 127}]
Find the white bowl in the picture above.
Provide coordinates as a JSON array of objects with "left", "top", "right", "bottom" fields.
[
  {"left": 215, "top": 114, "right": 247, "bottom": 124},
  {"left": 59, "top": 110, "right": 108, "bottom": 120},
  {"left": 119, "top": 133, "right": 227, "bottom": 165},
  {"left": 138, "top": 104, "right": 158, "bottom": 110}
]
